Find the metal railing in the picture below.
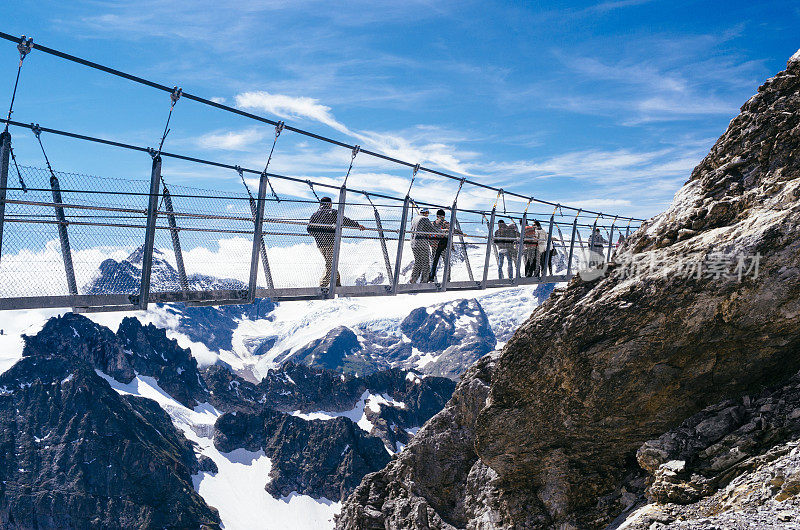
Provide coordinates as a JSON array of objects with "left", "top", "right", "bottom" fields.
[{"left": 0, "top": 145, "right": 638, "bottom": 313}]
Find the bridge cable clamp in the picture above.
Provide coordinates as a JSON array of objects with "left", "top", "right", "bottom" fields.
[
  {"left": 342, "top": 145, "right": 360, "bottom": 187},
  {"left": 170, "top": 86, "right": 182, "bottom": 106},
  {"left": 307, "top": 180, "right": 321, "bottom": 201},
  {"left": 453, "top": 177, "right": 466, "bottom": 204},
  {"left": 155, "top": 87, "right": 182, "bottom": 156},
  {"left": 406, "top": 163, "right": 421, "bottom": 198},
  {"left": 17, "top": 35, "right": 34, "bottom": 64},
  {"left": 492, "top": 188, "right": 503, "bottom": 210}
]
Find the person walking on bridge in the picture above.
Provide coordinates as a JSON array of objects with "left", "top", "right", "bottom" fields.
[
  {"left": 494, "top": 220, "right": 519, "bottom": 279},
  {"left": 536, "top": 221, "right": 550, "bottom": 277},
  {"left": 429, "top": 209, "right": 450, "bottom": 282},
  {"left": 409, "top": 208, "right": 436, "bottom": 283},
  {"left": 307, "top": 196, "right": 365, "bottom": 287}
]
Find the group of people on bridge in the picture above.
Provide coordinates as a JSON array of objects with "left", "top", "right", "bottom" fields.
[
  {"left": 305, "top": 196, "right": 618, "bottom": 288},
  {"left": 494, "top": 219, "right": 556, "bottom": 279}
]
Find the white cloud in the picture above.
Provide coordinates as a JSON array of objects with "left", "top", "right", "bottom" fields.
[
  {"left": 196, "top": 128, "right": 265, "bottom": 151},
  {"left": 235, "top": 91, "right": 352, "bottom": 135},
  {"left": 557, "top": 198, "right": 632, "bottom": 210}
]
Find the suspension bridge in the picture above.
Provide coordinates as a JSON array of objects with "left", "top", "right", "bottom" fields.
[{"left": 0, "top": 32, "right": 644, "bottom": 313}]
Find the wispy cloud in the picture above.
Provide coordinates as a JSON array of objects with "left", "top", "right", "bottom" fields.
[
  {"left": 196, "top": 128, "right": 265, "bottom": 151},
  {"left": 235, "top": 91, "right": 353, "bottom": 135}
]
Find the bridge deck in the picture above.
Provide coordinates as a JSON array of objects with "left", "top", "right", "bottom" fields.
[{"left": 0, "top": 164, "right": 603, "bottom": 313}]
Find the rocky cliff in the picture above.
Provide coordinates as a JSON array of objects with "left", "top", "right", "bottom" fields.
[
  {"left": 617, "top": 369, "right": 800, "bottom": 528},
  {"left": 1, "top": 312, "right": 456, "bottom": 525},
  {"left": 337, "top": 50, "right": 800, "bottom": 529},
  {"left": 0, "top": 355, "right": 220, "bottom": 529}
]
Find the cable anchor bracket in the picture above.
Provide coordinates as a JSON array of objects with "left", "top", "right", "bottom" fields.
[
  {"left": 170, "top": 86, "right": 183, "bottom": 106},
  {"left": 17, "top": 35, "right": 34, "bottom": 63}
]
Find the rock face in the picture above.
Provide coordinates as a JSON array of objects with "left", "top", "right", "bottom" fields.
[
  {"left": 336, "top": 353, "right": 524, "bottom": 529},
  {"left": 23, "top": 313, "right": 211, "bottom": 408},
  {"left": 400, "top": 299, "right": 496, "bottom": 379},
  {"left": 338, "top": 51, "right": 800, "bottom": 528},
  {"left": 618, "top": 370, "right": 800, "bottom": 528},
  {"left": 276, "top": 326, "right": 363, "bottom": 371},
  {"left": 215, "top": 408, "right": 391, "bottom": 501},
  {"left": 0, "top": 355, "right": 220, "bottom": 528},
  {"left": 282, "top": 299, "right": 498, "bottom": 380}
]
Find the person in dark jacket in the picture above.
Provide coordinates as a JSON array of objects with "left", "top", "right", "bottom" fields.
[
  {"left": 409, "top": 208, "right": 437, "bottom": 283},
  {"left": 523, "top": 221, "right": 538, "bottom": 277},
  {"left": 429, "top": 209, "right": 450, "bottom": 282},
  {"left": 307, "top": 197, "right": 364, "bottom": 287}
]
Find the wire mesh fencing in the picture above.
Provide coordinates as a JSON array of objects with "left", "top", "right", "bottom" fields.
[
  {"left": 0, "top": 164, "right": 642, "bottom": 310},
  {"left": 0, "top": 166, "right": 147, "bottom": 298}
]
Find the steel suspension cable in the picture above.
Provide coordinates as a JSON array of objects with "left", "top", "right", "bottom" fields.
[
  {"left": 8, "top": 142, "right": 27, "bottom": 192},
  {"left": 307, "top": 180, "right": 321, "bottom": 201},
  {"left": 406, "top": 163, "right": 420, "bottom": 198},
  {"left": 31, "top": 124, "right": 58, "bottom": 181},
  {"left": 155, "top": 86, "right": 182, "bottom": 156},
  {"left": 0, "top": 119, "right": 642, "bottom": 228},
  {"left": 259, "top": 121, "right": 283, "bottom": 201},
  {"left": 0, "top": 31, "right": 643, "bottom": 222}
]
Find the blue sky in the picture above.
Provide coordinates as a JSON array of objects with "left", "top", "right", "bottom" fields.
[{"left": 3, "top": 0, "right": 799, "bottom": 219}]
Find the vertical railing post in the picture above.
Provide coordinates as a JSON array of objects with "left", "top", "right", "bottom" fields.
[
  {"left": 391, "top": 196, "right": 410, "bottom": 295},
  {"left": 248, "top": 193, "right": 274, "bottom": 290},
  {"left": 566, "top": 217, "right": 578, "bottom": 277},
  {"left": 481, "top": 207, "right": 496, "bottom": 288},
  {"left": 162, "top": 186, "right": 188, "bottom": 292},
  {"left": 50, "top": 174, "right": 78, "bottom": 296},
  {"left": 247, "top": 172, "right": 269, "bottom": 303},
  {"left": 370, "top": 201, "right": 393, "bottom": 283},
  {"left": 514, "top": 213, "right": 527, "bottom": 285},
  {"left": 0, "top": 131, "right": 9, "bottom": 265},
  {"left": 543, "top": 214, "right": 555, "bottom": 278},
  {"left": 453, "top": 219, "right": 473, "bottom": 282},
  {"left": 606, "top": 220, "right": 617, "bottom": 262},
  {"left": 326, "top": 186, "right": 347, "bottom": 299},
  {"left": 139, "top": 155, "right": 162, "bottom": 310},
  {"left": 440, "top": 202, "right": 458, "bottom": 292}
]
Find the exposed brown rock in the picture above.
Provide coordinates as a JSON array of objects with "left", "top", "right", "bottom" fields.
[{"left": 338, "top": 50, "right": 800, "bottom": 529}]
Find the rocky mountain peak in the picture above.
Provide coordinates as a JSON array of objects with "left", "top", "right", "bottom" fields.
[{"left": 337, "top": 49, "right": 800, "bottom": 530}]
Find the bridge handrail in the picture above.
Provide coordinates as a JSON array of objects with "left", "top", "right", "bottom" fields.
[{"left": 0, "top": 31, "right": 644, "bottom": 223}]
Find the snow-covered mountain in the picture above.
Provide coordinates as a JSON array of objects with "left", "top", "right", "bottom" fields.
[
  {"left": 0, "top": 246, "right": 555, "bottom": 529},
  {"left": 1, "top": 313, "right": 455, "bottom": 529},
  {"left": 80, "top": 246, "right": 556, "bottom": 380}
]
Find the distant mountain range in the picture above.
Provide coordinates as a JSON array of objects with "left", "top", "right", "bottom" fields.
[
  {"left": 84, "top": 246, "right": 556, "bottom": 380},
  {"left": 0, "top": 245, "right": 553, "bottom": 528}
]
